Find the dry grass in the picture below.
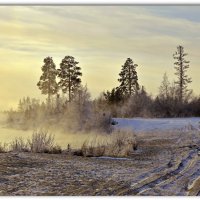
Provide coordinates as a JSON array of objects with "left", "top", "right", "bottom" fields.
[
  {"left": 0, "top": 142, "right": 8, "bottom": 153},
  {"left": 0, "top": 130, "right": 62, "bottom": 154},
  {"left": 49, "top": 145, "right": 62, "bottom": 154},
  {"left": 80, "top": 129, "right": 137, "bottom": 157},
  {"left": 107, "top": 129, "right": 137, "bottom": 157},
  {"left": 27, "top": 130, "right": 62, "bottom": 153},
  {"left": 27, "top": 130, "right": 55, "bottom": 153},
  {"left": 10, "top": 137, "right": 29, "bottom": 152},
  {"left": 81, "top": 137, "right": 106, "bottom": 157}
]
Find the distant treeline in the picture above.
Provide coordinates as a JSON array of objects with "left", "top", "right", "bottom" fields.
[{"left": 6, "top": 45, "right": 200, "bottom": 133}]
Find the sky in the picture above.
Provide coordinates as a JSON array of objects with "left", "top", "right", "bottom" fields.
[{"left": 0, "top": 6, "right": 200, "bottom": 110}]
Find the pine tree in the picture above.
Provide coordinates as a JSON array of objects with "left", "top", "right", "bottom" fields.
[
  {"left": 173, "top": 45, "right": 192, "bottom": 103},
  {"left": 103, "top": 87, "right": 123, "bottom": 104},
  {"left": 37, "top": 57, "right": 58, "bottom": 106},
  {"left": 118, "top": 58, "right": 139, "bottom": 97},
  {"left": 57, "top": 56, "right": 82, "bottom": 102}
]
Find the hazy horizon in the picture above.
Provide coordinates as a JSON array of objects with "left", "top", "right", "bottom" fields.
[{"left": 1, "top": 5, "right": 200, "bottom": 110}]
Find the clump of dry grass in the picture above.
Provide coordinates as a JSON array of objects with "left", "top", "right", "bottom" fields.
[
  {"left": 81, "top": 137, "right": 106, "bottom": 157},
  {"left": 79, "top": 129, "right": 137, "bottom": 157},
  {"left": 10, "top": 137, "right": 29, "bottom": 152},
  {"left": 107, "top": 129, "right": 137, "bottom": 157},
  {"left": 0, "top": 142, "right": 8, "bottom": 153},
  {"left": 27, "top": 130, "right": 59, "bottom": 153},
  {"left": 5, "top": 130, "right": 62, "bottom": 154},
  {"left": 48, "top": 145, "right": 62, "bottom": 154}
]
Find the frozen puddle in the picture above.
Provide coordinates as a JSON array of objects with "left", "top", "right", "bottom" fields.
[{"left": 94, "top": 156, "right": 132, "bottom": 161}]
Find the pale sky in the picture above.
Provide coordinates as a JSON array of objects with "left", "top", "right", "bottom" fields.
[{"left": 0, "top": 6, "right": 200, "bottom": 110}]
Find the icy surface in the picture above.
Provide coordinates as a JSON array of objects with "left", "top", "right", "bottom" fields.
[
  {"left": 113, "top": 117, "right": 200, "bottom": 132},
  {"left": 94, "top": 156, "right": 132, "bottom": 160}
]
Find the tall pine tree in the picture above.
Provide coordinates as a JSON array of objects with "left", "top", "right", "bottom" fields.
[
  {"left": 37, "top": 57, "right": 58, "bottom": 107},
  {"left": 173, "top": 45, "right": 192, "bottom": 103},
  {"left": 57, "top": 56, "right": 82, "bottom": 102},
  {"left": 118, "top": 58, "right": 139, "bottom": 97}
]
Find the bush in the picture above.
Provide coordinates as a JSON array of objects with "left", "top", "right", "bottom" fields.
[{"left": 27, "top": 130, "right": 55, "bottom": 153}]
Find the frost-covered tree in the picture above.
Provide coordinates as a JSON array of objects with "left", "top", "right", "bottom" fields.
[
  {"left": 57, "top": 56, "right": 82, "bottom": 102},
  {"left": 37, "top": 57, "right": 58, "bottom": 106},
  {"left": 18, "top": 97, "right": 31, "bottom": 113},
  {"left": 121, "top": 86, "right": 152, "bottom": 117},
  {"left": 173, "top": 46, "right": 192, "bottom": 103},
  {"left": 118, "top": 58, "right": 139, "bottom": 97},
  {"left": 159, "top": 72, "right": 170, "bottom": 99},
  {"left": 71, "top": 85, "right": 91, "bottom": 130}
]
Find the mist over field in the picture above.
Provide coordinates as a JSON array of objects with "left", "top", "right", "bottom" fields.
[{"left": 0, "top": 112, "right": 109, "bottom": 149}]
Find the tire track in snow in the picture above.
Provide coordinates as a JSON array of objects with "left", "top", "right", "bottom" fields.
[
  {"left": 186, "top": 166, "right": 200, "bottom": 196},
  {"left": 156, "top": 152, "right": 199, "bottom": 195},
  {"left": 126, "top": 150, "right": 197, "bottom": 195},
  {"left": 187, "top": 177, "right": 200, "bottom": 196}
]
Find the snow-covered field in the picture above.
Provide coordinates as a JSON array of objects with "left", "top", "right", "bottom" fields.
[{"left": 114, "top": 117, "right": 200, "bottom": 132}]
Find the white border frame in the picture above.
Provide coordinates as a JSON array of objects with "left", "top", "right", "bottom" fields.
[{"left": 0, "top": 0, "right": 200, "bottom": 4}]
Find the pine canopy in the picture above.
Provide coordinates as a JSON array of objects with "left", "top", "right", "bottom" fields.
[
  {"left": 57, "top": 56, "right": 82, "bottom": 102},
  {"left": 37, "top": 57, "right": 58, "bottom": 100},
  {"left": 118, "top": 58, "right": 139, "bottom": 97}
]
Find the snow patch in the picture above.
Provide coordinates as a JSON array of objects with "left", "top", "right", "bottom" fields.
[
  {"left": 94, "top": 156, "right": 132, "bottom": 161},
  {"left": 113, "top": 117, "right": 200, "bottom": 132}
]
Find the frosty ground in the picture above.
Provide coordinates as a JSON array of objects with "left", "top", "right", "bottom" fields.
[{"left": 1, "top": 117, "right": 200, "bottom": 196}]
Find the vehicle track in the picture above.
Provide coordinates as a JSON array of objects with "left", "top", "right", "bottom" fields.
[
  {"left": 125, "top": 150, "right": 198, "bottom": 195},
  {"left": 155, "top": 152, "right": 199, "bottom": 195},
  {"left": 187, "top": 168, "right": 200, "bottom": 196}
]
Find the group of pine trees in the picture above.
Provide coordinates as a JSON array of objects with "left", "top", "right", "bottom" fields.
[
  {"left": 7, "top": 45, "right": 200, "bottom": 132},
  {"left": 104, "top": 46, "right": 192, "bottom": 105},
  {"left": 37, "top": 56, "right": 82, "bottom": 107},
  {"left": 102, "top": 45, "right": 200, "bottom": 117},
  {"left": 104, "top": 57, "right": 139, "bottom": 104}
]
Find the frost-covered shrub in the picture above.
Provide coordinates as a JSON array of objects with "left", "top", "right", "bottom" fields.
[
  {"left": 107, "top": 129, "right": 137, "bottom": 156},
  {"left": 7, "top": 131, "right": 62, "bottom": 154},
  {"left": 10, "top": 137, "right": 29, "bottom": 152},
  {"left": 79, "top": 129, "right": 137, "bottom": 157},
  {"left": 81, "top": 138, "right": 106, "bottom": 157},
  {"left": 27, "top": 130, "right": 55, "bottom": 153}
]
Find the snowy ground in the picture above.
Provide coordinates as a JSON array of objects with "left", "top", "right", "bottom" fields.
[
  {"left": 1, "top": 133, "right": 200, "bottom": 196},
  {"left": 1, "top": 116, "right": 200, "bottom": 196},
  {"left": 114, "top": 117, "right": 200, "bottom": 132}
]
